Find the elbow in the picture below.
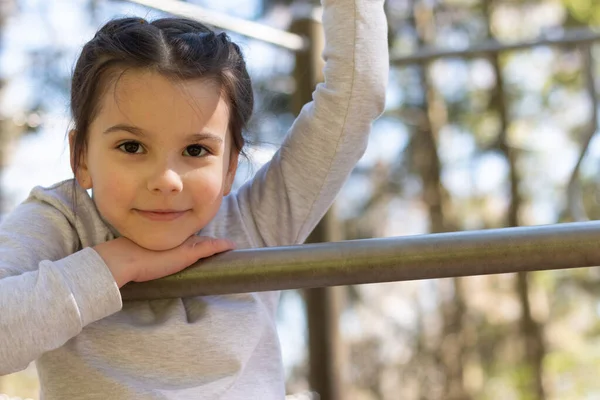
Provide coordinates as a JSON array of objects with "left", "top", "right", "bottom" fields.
[
  {"left": 353, "top": 48, "right": 389, "bottom": 120},
  {"left": 353, "top": 66, "right": 389, "bottom": 121},
  {"left": 0, "top": 354, "right": 31, "bottom": 376},
  {"left": 0, "top": 334, "right": 36, "bottom": 376},
  {"left": 370, "top": 50, "right": 390, "bottom": 119},
  {"left": 372, "top": 77, "right": 388, "bottom": 119}
]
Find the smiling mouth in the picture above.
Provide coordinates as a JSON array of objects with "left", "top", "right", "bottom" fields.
[{"left": 134, "top": 209, "right": 190, "bottom": 221}]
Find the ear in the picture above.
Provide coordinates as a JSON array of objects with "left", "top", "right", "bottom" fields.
[
  {"left": 69, "top": 129, "right": 93, "bottom": 190},
  {"left": 223, "top": 149, "right": 239, "bottom": 196}
]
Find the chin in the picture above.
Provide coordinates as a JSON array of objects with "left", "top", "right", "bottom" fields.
[{"left": 130, "top": 234, "right": 189, "bottom": 252}]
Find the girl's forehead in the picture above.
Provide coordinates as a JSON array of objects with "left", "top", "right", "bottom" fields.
[
  {"left": 96, "top": 70, "right": 230, "bottom": 135},
  {"left": 109, "top": 70, "right": 224, "bottom": 111}
]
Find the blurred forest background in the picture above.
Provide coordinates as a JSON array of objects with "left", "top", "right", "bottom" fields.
[{"left": 1, "top": 0, "right": 600, "bottom": 399}]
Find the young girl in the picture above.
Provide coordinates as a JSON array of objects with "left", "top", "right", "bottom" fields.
[{"left": 0, "top": 0, "right": 388, "bottom": 398}]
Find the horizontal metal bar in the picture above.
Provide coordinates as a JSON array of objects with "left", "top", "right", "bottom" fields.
[
  {"left": 121, "top": 221, "right": 600, "bottom": 300},
  {"left": 122, "top": 0, "right": 308, "bottom": 51},
  {"left": 392, "top": 28, "right": 600, "bottom": 65}
]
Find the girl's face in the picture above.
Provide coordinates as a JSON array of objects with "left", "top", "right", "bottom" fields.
[{"left": 71, "top": 70, "right": 238, "bottom": 251}]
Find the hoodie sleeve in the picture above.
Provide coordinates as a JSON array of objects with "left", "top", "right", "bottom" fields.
[
  {"left": 0, "top": 197, "right": 122, "bottom": 375},
  {"left": 233, "top": 0, "right": 389, "bottom": 247}
]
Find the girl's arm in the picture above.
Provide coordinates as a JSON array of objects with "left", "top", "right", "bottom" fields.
[
  {"left": 234, "top": 0, "right": 388, "bottom": 247},
  {"left": 0, "top": 190, "right": 234, "bottom": 375},
  {"left": 0, "top": 199, "right": 122, "bottom": 375}
]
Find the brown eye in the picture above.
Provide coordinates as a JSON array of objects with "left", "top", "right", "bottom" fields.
[
  {"left": 183, "top": 145, "right": 207, "bottom": 157},
  {"left": 118, "top": 141, "right": 143, "bottom": 154}
]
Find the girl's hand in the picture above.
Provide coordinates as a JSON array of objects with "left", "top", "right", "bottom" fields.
[{"left": 93, "top": 236, "right": 235, "bottom": 288}]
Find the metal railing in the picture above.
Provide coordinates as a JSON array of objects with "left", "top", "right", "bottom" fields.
[
  {"left": 390, "top": 28, "right": 600, "bottom": 65},
  {"left": 123, "top": 0, "right": 308, "bottom": 51},
  {"left": 121, "top": 221, "right": 600, "bottom": 300}
]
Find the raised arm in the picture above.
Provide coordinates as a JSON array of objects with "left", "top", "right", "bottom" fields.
[{"left": 233, "top": 0, "right": 388, "bottom": 247}]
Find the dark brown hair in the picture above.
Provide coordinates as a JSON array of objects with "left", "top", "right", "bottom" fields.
[{"left": 70, "top": 17, "right": 253, "bottom": 177}]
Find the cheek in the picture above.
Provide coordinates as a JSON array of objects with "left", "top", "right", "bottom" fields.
[
  {"left": 187, "top": 168, "right": 226, "bottom": 202},
  {"left": 93, "top": 170, "right": 136, "bottom": 212}
]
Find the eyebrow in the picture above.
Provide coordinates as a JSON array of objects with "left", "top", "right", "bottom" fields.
[{"left": 103, "top": 124, "right": 224, "bottom": 144}]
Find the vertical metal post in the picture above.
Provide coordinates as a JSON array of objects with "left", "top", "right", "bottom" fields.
[{"left": 290, "top": 13, "right": 344, "bottom": 400}]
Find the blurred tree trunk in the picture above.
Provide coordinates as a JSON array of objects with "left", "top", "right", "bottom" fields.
[
  {"left": 481, "top": 1, "right": 546, "bottom": 398},
  {"left": 410, "top": 1, "right": 471, "bottom": 398}
]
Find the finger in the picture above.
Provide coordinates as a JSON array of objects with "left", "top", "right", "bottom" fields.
[
  {"left": 156, "top": 237, "right": 235, "bottom": 276},
  {"left": 190, "top": 236, "right": 235, "bottom": 255}
]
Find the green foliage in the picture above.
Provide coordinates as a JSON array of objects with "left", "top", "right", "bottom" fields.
[{"left": 563, "top": 0, "right": 600, "bottom": 26}]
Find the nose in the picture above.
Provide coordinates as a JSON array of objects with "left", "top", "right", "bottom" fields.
[{"left": 147, "top": 163, "right": 183, "bottom": 194}]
